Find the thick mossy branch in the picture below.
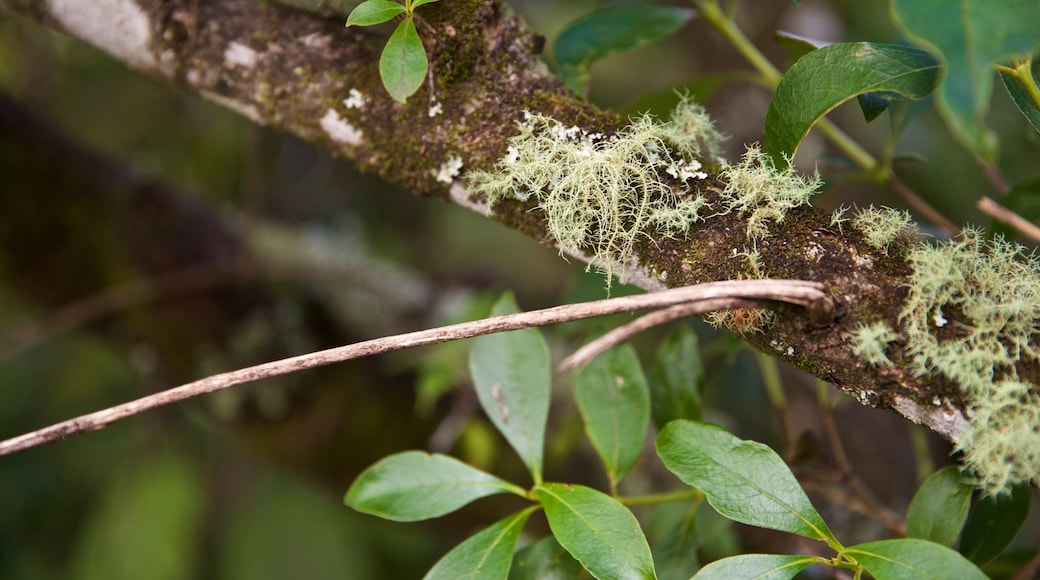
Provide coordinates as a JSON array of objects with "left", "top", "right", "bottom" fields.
[
  {"left": 468, "top": 97, "right": 723, "bottom": 287},
  {"left": 899, "top": 229, "right": 1040, "bottom": 493}
]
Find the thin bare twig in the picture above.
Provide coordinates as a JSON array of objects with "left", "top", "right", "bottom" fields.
[
  {"left": 0, "top": 279, "right": 830, "bottom": 457},
  {"left": 977, "top": 196, "right": 1040, "bottom": 245},
  {"left": 888, "top": 175, "right": 960, "bottom": 236},
  {"left": 558, "top": 298, "right": 759, "bottom": 370}
]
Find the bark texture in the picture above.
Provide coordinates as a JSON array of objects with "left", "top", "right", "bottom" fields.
[{"left": 2, "top": 0, "right": 976, "bottom": 439}]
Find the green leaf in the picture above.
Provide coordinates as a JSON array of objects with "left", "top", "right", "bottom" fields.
[
  {"left": 346, "top": 0, "right": 406, "bottom": 26},
  {"left": 509, "top": 535, "right": 584, "bottom": 580},
  {"left": 649, "top": 325, "right": 702, "bottom": 429},
  {"left": 651, "top": 501, "right": 700, "bottom": 580},
  {"left": 846, "top": 538, "right": 987, "bottom": 580},
  {"left": 774, "top": 31, "right": 826, "bottom": 64},
  {"left": 999, "top": 59, "right": 1040, "bottom": 134},
  {"left": 469, "top": 292, "right": 551, "bottom": 483},
  {"left": 535, "top": 483, "right": 656, "bottom": 580},
  {"left": 959, "top": 485, "right": 1032, "bottom": 566},
  {"left": 763, "top": 42, "right": 940, "bottom": 168},
  {"left": 693, "top": 554, "right": 816, "bottom": 580},
  {"left": 555, "top": 6, "right": 695, "bottom": 94},
  {"left": 574, "top": 343, "right": 650, "bottom": 485},
  {"left": 891, "top": 0, "right": 1040, "bottom": 161},
  {"left": 379, "top": 17, "right": 427, "bottom": 103},
  {"left": 905, "top": 466, "right": 974, "bottom": 547},
  {"left": 656, "top": 421, "right": 836, "bottom": 544},
  {"left": 345, "top": 451, "right": 524, "bottom": 521},
  {"left": 424, "top": 508, "right": 535, "bottom": 580},
  {"left": 411, "top": 0, "right": 440, "bottom": 9}
]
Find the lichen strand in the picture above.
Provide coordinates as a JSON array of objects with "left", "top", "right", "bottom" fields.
[
  {"left": 468, "top": 97, "right": 722, "bottom": 288},
  {"left": 851, "top": 205, "right": 920, "bottom": 255},
  {"left": 851, "top": 321, "right": 899, "bottom": 366},
  {"left": 718, "top": 146, "right": 821, "bottom": 240},
  {"left": 901, "top": 229, "right": 1040, "bottom": 493}
]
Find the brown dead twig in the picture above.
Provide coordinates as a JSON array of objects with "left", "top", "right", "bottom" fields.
[{"left": 0, "top": 279, "right": 831, "bottom": 457}]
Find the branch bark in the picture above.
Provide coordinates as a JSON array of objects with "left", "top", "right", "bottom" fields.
[{"left": 1, "top": 0, "right": 973, "bottom": 440}]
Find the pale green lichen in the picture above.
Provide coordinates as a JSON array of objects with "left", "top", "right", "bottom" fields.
[
  {"left": 852, "top": 205, "right": 920, "bottom": 255},
  {"left": 718, "top": 146, "right": 821, "bottom": 240},
  {"left": 900, "top": 228, "right": 1040, "bottom": 494},
  {"left": 830, "top": 204, "right": 851, "bottom": 234},
  {"left": 851, "top": 321, "right": 899, "bottom": 366},
  {"left": 468, "top": 96, "right": 723, "bottom": 287}
]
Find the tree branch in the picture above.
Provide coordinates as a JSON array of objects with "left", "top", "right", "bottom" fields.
[{"left": 1, "top": 0, "right": 977, "bottom": 440}]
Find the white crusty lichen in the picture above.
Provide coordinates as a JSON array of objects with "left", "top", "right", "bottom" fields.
[
  {"left": 852, "top": 205, "right": 920, "bottom": 255},
  {"left": 899, "top": 227, "right": 1040, "bottom": 494},
  {"left": 851, "top": 321, "right": 899, "bottom": 366},
  {"left": 467, "top": 95, "right": 723, "bottom": 287},
  {"left": 718, "top": 146, "right": 821, "bottom": 240},
  {"left": 434, "top": 156, "right": 464, "bottom": 184}
]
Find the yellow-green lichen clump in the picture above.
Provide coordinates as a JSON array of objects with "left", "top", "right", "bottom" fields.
[
  {"left": 901, "top": 229, "right": 1040, "bottom": 493},
  {"left": 467, "top": 96, "right": 723, "bottom": 287}
]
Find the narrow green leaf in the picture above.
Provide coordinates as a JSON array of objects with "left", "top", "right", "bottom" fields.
[
  {"left": 891, "top": 0, "right": 1040, "bottom": 160},
  {"left": 649, "top": 325, "right": 702, "bottom": 429},
  {"left": 1000, "top": 60, "right": 1040, "bottom": 134},
  {"left": 555, "top": 6, "right": 695, "bottom": 94},
  {"left": 905, "top": 466, "right": 974, "bottom": 547},
  {"left": 411, "top": 0, "right": 440, "bottom": 9},
  {"left": 509, "top": 535, "right": 583, "bottom": 580},
  {"left": 651, "top": 501, "right": 700, "bottom": 580},
  {"left": 535, "top": 483, "right": 656, "bottom": 580},
  {"left": 345, "top": 451, "right": 524, "bottom": 521},
  {"left": 846, "top": 538, "right": 987, "bottom": 580},
  {"left": 656, "top": 421, "right": 836, "bottom": 544},
  {"left": 469, "top": 292, "right": 551, "bottom": 483},
  {"left": 763, "top": 42, "right": 940, "bottom": 168},
  {"left": 959, "top": 485, "right": 1032, "bottom": 566},
  {"left": 575, "top": 343, "right": 650, "bottom": 485},
  {"left": 424, "top": 508, "right": 535, "bottom": 580},
  {"left": 346, "top": 0, "right": 406, "bottom": 26},
  {"left": 693, "top": 554, "right": 816, "bottom": 580},
  {"left": 379, "top": 17, "right": 427, "bottom": 103}
]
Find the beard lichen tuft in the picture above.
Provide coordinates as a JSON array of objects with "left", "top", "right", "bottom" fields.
[
  {"left": 899, "top": 228, "right": 1040, "bottom": 494},
  {"left": 851, "top": 205, "right": 920, "bottom": 255},
  {"left": 851, "top": 321, "right": 899, "bottom": 366},
  {"left": 717, "top": 146, "right": 821, "bottom": 240},
  {"left": 466, "top": 96, "right": 722, "bottom": 289}
]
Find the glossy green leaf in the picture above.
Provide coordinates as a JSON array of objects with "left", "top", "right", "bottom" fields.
[
  {"left": 509, "top": 535, "right": 584, "bottom": 580},
  {"left": 649, "top": 325, "right": 703, "bottom": 429},
  {"left": 846, "top": 538, "right": 987, "bottom": 579},
  {"left": 999, "top": 59, "right": 1040, "bottom": 134},
  {"left": 470, "top": 292, "right": 551, "bottom": 483},
  {"left": 892, "top": 0, "right": 1040, "bottom": 160},
  {"left": 905, "top": 466, "right": 974, "bottom": 547},
  {"left": 652, "top": 501, "right": 700, "bottom": 580},
  {"left": 575, "top": 343, "right": 649, "bottom": 485},
  {"left": 959, "top": 485, "right": 1032, "bottom": 566},
  {"left": 380, "top": 17, "right": 427, "bottom": 103},
  {"left": 345, "top": 451, "right": 524, "bottom": 521},
  {"left": 656, "top": 421, "right": 836, "bottom": 544},
  {"left": 346, "top": 0, "right": 406, "bottom": 26},
  {"left": 424, "top": 508, "right": 535, "bottom": 580},
  {"left": 535, "top": 483, "right": 656, "bottom": 580},
  {"left": 693, "top": 554, "right": 816, "bottom": 580},
  {"left": 763, "top": 42, "right": 940, "bottom": 168},
  {"left": 555, "top": 6, "right": 695, "bottom": 94}
]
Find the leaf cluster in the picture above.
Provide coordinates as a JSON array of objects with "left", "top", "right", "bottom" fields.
[
  {"left": 346, "top": 0, "right": 439, "bottom": 103},
  {"left": 343, "top": 294, "right": 1002, "bottom": 579}
]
